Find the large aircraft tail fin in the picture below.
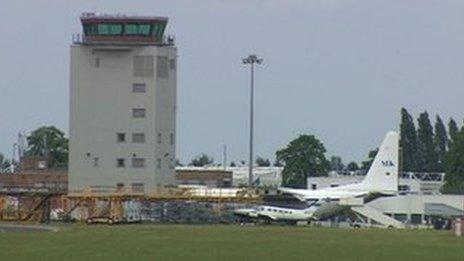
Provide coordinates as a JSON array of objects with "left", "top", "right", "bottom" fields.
[{"left": 359, "top": 131, "right": 399, "bottom": 194}]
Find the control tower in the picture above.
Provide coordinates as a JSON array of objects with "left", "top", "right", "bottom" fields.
[{"left": 69, "top": 13, "right": 177, "bottom": 193}]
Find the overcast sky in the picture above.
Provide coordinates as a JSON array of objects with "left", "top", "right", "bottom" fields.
[{"left": 1, "top": 0, "right": 463, "bottom": 165}]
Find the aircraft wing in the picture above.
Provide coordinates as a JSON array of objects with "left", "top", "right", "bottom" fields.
[
  {"left": 278, "top": 187, "right": 313, "bottom": 201},
  {"left": 278, "top": 187, "right": 368, "bottom": 201}
]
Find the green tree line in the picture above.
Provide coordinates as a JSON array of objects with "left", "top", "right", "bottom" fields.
[{"left": 399, "top": 108, "right": 464, "bottom": 193}]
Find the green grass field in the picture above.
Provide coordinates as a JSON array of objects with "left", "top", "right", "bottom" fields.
[{"left": 0, "top": 224, "right": 462, "bottom": 261}]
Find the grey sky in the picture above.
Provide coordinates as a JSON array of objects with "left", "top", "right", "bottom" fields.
[{"left": 1, "top": 0, "right": 463, "bottom": 165}]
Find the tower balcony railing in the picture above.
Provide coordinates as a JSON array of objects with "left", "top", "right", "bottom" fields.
[{"left": 72, "top": 33, "right": 175, "bottom": 46}]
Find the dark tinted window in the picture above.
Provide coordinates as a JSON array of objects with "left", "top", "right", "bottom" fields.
[
  {"left": 83, "top": 22, "right": 166, "bottom": 37},
  {"left": 125, "top": 24, "right": 152, "bottom": 36},
  {"left": 83, "top": 23, "right": 123, "bottom": 36},
  {"left": 117, "top": 158, "right": 125, "bottom": 168}
]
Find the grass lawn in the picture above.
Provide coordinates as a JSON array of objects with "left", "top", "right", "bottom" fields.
[{"left": 0, "top": 224, "right": 462, "bottom": 261}]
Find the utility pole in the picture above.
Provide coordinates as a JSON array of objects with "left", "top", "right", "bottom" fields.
[
  {"left": 11, "top": 143, "right": 17, "bottom": 173},
  {"left": 223, "top": 145, "right": 227, "bottom": 171},
  {"left": 242, "top": 54, "right": 263, "bottom": 187},
  {"left": 43, "top": 135, "right": 49, "bottom": 168}
]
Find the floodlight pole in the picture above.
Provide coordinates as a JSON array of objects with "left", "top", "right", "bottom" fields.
[
  {"left": 242, "top": 54, "right": 263, "bottom": 187},
  {"left": 223, "top": 144, "right": 227, "bottom": 171}
]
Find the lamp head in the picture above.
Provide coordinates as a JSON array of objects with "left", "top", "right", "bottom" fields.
[{"left": 242, "top": 54, "right": 263, "bottom": 65}]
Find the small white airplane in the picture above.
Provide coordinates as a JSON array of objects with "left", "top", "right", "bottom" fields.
[
  {"left": 234, "top": 205, "right": 312, "bottom": 225},
  {"left": 235, "top": 131, "right": 399, "bottom": 223}
]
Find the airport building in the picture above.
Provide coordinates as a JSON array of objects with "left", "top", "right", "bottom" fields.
[
  {"left": 69, "top": 13, "right": 177, "bottom": 193},
  {"left": 307, "top": 171, "right": 464, "bottom": 227},
  {"left": 368, "top": 194, "right": 464, "bottom": 226},
  {"left": 175, "top": 166, "right": 283, "bottom": 187}
]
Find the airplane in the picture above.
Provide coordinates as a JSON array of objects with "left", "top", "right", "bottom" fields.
[
  {"left": 235, "top": 131, "right": 399, "bottom": 223},
  {"left": 234, "top": 205, "right": 312, "bottom": 225}
]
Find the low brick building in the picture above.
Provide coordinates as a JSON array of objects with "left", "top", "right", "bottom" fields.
[
  {"left": 0, "top": 169, "right": 233, "bottom": 192},
  {"left": 0, "top": 171, "right": 68, "bottom": 193},
  {"left": 176, "top": 169, "right": 233, "bottom": 188}
]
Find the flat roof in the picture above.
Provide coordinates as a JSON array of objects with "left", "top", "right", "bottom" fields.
[{"left": 80, "top": 12, "right": 168, "bottom": 23}]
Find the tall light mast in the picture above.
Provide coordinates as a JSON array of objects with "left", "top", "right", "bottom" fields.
[{"left": 242, "top": 54, "right": 263, "bottom": 187}]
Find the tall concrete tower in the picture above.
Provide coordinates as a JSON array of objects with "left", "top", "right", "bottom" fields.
[{"left": 69, "top": 13, "right": 177, "bottom": 193}]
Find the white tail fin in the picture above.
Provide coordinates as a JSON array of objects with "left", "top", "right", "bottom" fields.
[{"left": 359, "top": 131, "right": 399, "bottom": 193}]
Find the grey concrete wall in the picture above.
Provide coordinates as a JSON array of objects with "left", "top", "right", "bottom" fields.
[{"left": 69, "top": 44, "right": 177, "bottom": 193}]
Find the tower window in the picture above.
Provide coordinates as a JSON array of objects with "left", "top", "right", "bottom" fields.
[
  {"left": 117, "top": 158, "right": 125, "bottom": 168},
  {"left": 132, "top": 83, "right": 146, "bottom": 93},
  {"left": 125, "top": 24, "right": 151, "bottom": 36},
  {"left": 156, "top": 158, "right": 162, "bottom": 169},
  {"left": 157, "top": 132, "right": 162, "bottom": 144},
  {"left": 131, "top": 183, "right": 145, "bottom": 193},
  {"left": 133, "top": 56, "right": 154, "bottom": 77},
  {"left": 169, "top": 133, "right": 174, "bottom": 145},
  {"left": 169, "top": 59, "right": 176, "bottom": 70},
  {"left": 93, "top": 157, "right": 99, "bottom": 167},
  {"left": 132, "top": 108, "right": 146, "bottom": 118},
  {"left": 84, "top": 23, "right": 123, "bottom": 36},
  {"left": 83, "top": 22, "right": 167, "bottom": 37},
  {"left": 157, "top": 56, "right": 168, "bottom": 78},
  {"left": 132, "top": 133, "right": 146, "bottom": 143},
  {"left": 117, "top": 133, "right": 126, "bottom": 143},
  {"left": 170, "top": 158, "right": 175, "bottom": 169},
  {"left": 132, "top": 158, "right": 146, "bottom": 169}
]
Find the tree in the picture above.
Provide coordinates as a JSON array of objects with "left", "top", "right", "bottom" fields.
[
  {"left": 417, "top": 112, "right": 438, "bottom": 172},
  {"left": 0, "top": 153, "right": 11, "bottom": 172},
  {"left": 443, "top": 128, "right": 464, "bottom": 194},
  {"left": 434, "top": 115, "right": 448, "bottom": 172},
  {"left": 399, "top": 108, "right": 419, "bottom": 171},
  {"left": 449, "top": 118, "right": 459, "bottom": 145},
  {"left": 361, "top": 148, "right": 378, "bottom": 171},
  {"left": 346, "top": 161, "right": 359, "bottom": 171},
  {"left": 255, "top": 157, "right": 271, "bottom": 167},
  {"left": 329, "top": 156, "right": 344, "bottom": 171},
  {"left": 230, "top": 161, "right": 236, "bottom": 167},
  {"left": 26, "top": 126, "right": 68, "bottom": 168},
  {"left": 189, "top": 154, "right": 213, "bottom": 167},
  {"left": 276, "top": 134, "right": 329, "bottom": 188},
  {"left": 273, "top": 159, "right": 283, "bottom": 167}
]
